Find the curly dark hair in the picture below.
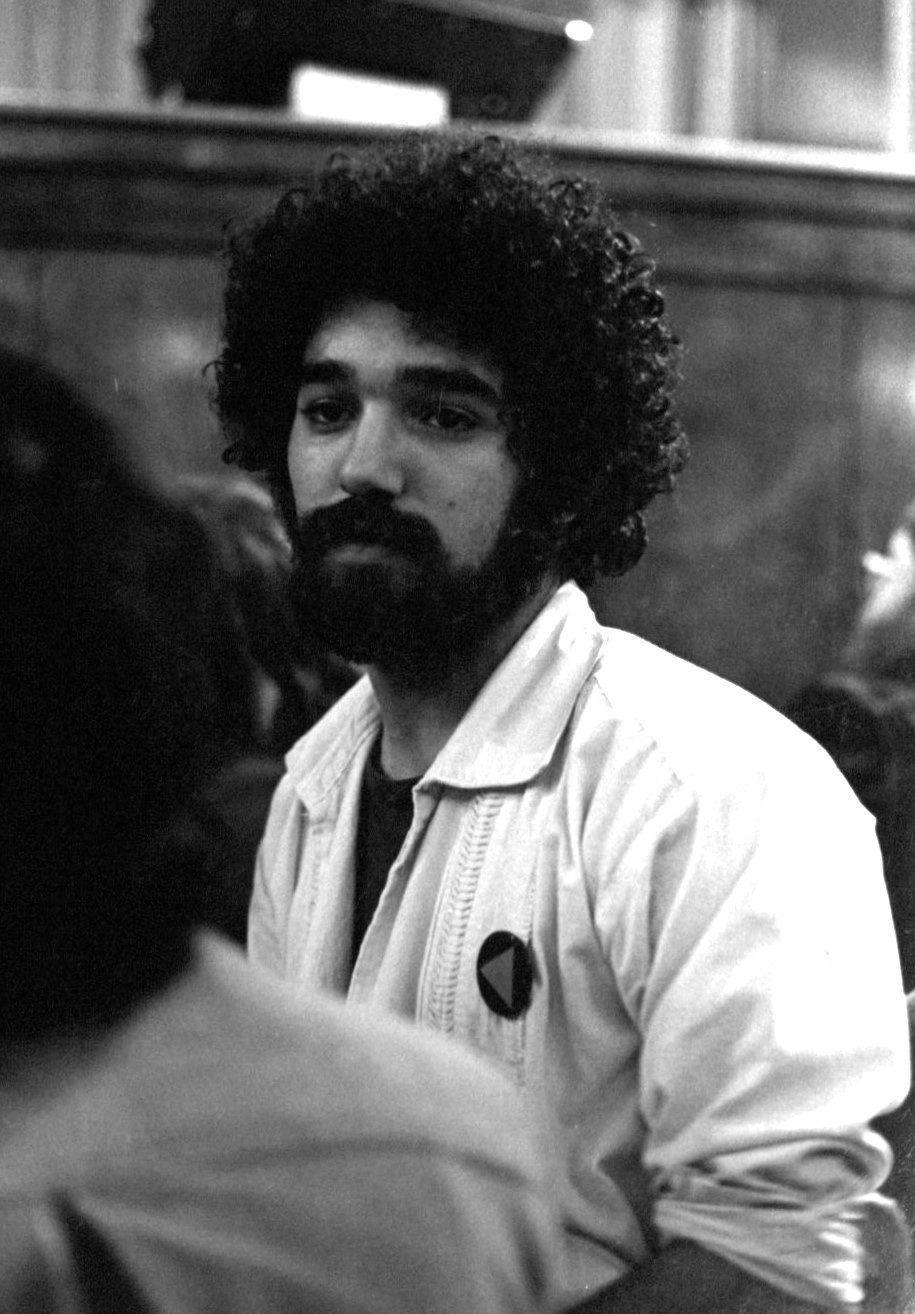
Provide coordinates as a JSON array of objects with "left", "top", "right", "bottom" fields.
[{"left": 214, "top": 131, "right": 687, "bottom": 584}]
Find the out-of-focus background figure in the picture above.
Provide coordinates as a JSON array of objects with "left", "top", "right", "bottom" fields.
[
  {"left": 0, "top": 348, "right": 560, "bottom": 1314},
  {"left": 787, "top": 501, "right": 915, "bottom": 988},
  {"left": 786, "top": 500, "right": 915, "bottom": 1237},
  {"left": 0, "top": 342, "right": 129, "bottom": 490},
  {"left": 176, "top": 473, "right": 357, "bottom": 943},
  {"left": 178, "top": 473, "right": 357, "bottom": 757}
]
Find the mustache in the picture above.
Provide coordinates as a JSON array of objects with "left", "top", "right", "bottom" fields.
[{"left": 293, "top": 497, "right": 443, "bottom": 560}]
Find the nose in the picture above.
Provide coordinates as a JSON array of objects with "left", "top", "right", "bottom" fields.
[{"left": 339, "top": 406, "right": 404, "bottom": 498}]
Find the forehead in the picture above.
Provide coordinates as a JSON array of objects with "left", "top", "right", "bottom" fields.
[{"left": 302, "top": 299, "right": 503, "bottom": 390}]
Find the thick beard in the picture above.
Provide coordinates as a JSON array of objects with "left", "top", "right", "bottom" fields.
[{"left": 289, "top": 495, "right": 548, "bottom": 687}]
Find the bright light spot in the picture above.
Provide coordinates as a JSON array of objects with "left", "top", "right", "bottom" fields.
[
  {"left": 564, "top": 19, "right": 594, "bottom": 42},
  {"left": 290, "top": 65, "right": 449, "bottom": 127}
]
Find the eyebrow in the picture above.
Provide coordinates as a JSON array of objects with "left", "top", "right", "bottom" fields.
[
  {"left": 399, "top": 366, "right": 503, "bottom": 409},
  {"left": 298, "top": 361, "right": 503, "bottom": 409}
]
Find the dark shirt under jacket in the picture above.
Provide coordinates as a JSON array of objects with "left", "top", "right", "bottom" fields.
[{"left": 352, "top": 736, "right": 419, "bottom": 968}]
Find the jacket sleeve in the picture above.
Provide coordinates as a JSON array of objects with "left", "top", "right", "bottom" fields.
[{"left": 601, "top": 738, "right": 911, "bottom": 1307}]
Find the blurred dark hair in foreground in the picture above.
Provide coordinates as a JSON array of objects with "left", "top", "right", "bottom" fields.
[{"left": 0, "top": 347, "right": 256, "bottom": 1038}]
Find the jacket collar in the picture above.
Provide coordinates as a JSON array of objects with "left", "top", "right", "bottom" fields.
[
  {"left": 286, "top": 581, "right": 604, "bottom": 804},
  {"left": 285, "top": 675, "right": 379, "bottom": 811},
  {"left": 425, "top": 582, "right": 604, "bottom": 789}
]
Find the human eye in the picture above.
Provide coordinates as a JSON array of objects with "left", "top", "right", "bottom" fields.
[
  {"left": 298, "top": 394, "right": 355, "bottom": 433},
  {"left": 413, "top": 396, "right": 480, "bottom": 435}
]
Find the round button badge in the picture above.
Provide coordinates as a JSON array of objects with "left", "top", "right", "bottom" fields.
[{"left": 476, "top": 931, "right": 534, "bottom": 1020}]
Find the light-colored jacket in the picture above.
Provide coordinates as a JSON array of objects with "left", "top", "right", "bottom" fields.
[{"left": 250, "top": 582, "right": 910, "bottom": 1307}]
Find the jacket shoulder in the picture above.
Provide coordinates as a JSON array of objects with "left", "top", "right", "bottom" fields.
[{"left": 585, "top": 628, "right": 852, "bottom": 798}]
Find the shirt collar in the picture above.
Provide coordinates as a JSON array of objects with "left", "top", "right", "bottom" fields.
[
  {"left": 426, "top": 581, "right": 603, "bottom": 789},
  {"left": 285, "top": 679, "right": 380, "bottom": 811}
]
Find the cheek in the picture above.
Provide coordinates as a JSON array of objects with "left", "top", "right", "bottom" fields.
[
  {"left": 287, "top": 432, "right": 335, "bottom": 513},
  {"left": 452, "top": 458, "right": 519, "bottom": 546}
]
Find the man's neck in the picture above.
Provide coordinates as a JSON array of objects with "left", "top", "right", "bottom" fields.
[{"left": 368, "top": 577, "right": 559, "bottom": 780}]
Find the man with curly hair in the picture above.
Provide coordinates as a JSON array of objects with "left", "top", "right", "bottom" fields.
[{"left": 215, "top": 133, "right": 909, "bottom": 1312}]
